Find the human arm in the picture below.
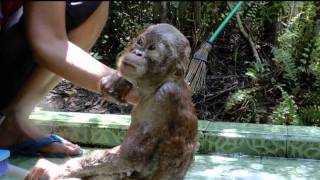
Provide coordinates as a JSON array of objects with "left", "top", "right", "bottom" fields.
[
  {"left": 23, "top": 1, "right": 114, "bottom": 93},
  {"left": 23, "top": 2, "right": 139, "bottom": 104}
]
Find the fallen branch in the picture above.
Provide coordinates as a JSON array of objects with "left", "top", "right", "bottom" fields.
[
  {"left": 204, "top": 84, "right": 239, "bottom": 102},
  {"left": 227, "top": 2, "right": 262, "bottom": 65}
]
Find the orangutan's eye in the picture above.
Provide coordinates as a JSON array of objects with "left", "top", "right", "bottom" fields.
[
  {"left": 148, "top": 44, "right": 156, "bottom": 50},
  {"left": 137, "top": 38, "right": 143, "bottom": 46}
]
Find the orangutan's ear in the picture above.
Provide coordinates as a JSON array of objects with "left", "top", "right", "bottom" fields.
[{"left": 174, "top": 62, "right": 185, "bottom": 78}]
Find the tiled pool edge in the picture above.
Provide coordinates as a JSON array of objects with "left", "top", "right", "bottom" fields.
[{"left": 30, "top": 110, "right": 320, "bottom": 160}]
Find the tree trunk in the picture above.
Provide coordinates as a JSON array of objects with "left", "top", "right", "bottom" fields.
[
  {"left": 176, "top": 2, "right": 188, "bottom": 29},
  {"left": 160, "top": 1, "right": 168, "bottom": 23},
  {"left": 193, "top": 1, "right": 201, "bottom": 27},
  {"left": 262, "top": 2, "right": 280, "bottom": 51},
  {"left": 153, "top": 1, "right": 161, "bottom": 23}
]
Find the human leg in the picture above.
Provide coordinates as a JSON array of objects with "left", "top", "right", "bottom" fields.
[{"left": 0, "top": 1, "right": 110, "bottom": 155}]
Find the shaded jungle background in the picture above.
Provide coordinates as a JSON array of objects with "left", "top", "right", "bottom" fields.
[{"left": 38, "top": 1, "right": 320, "bottom": 126}]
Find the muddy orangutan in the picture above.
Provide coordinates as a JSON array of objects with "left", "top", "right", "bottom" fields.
[{"left": 26, "top": 23, "right": 198, "bottom": 180}]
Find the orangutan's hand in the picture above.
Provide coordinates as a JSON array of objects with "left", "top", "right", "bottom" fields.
[{"left": 25, "top": 159, "right": 59, "bottom": 180}]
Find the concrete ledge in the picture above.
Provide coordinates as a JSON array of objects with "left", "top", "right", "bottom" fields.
[{"left": 30, "top": 110, "right": 320, "bottom": 159}]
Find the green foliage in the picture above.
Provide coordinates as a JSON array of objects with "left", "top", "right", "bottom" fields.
[
  {"left": 245, "top": 62, "right": 264, "bottom": 82},
  {"left": 89, "top": 52, "right": 103, "bottom": 61},
  {"left": 270, "top": 2, "right": 320, "bottom": 126},
  {"left": 299, "top": 106, "right": 320, "bottom": 126},
  {"left": 303, "top": 91, "right": 320, "bottom": 106},
  {"left": 243, "top": 2, "right": 267, "bottom": 30},
  {"left": 168, "top": 1, "right": 227, "bottom": 49},
  {"left": 224, "top": 88, "right": 258, "bottom": 123},
  {"left": 225, "top": 89, "right": 255, "bottom": 111},
  {"left": 297, "top": 43, "right": 312, "bottom": 74},
  {"left": 259, "top": 2, "right": 283, "bottom": 24},
  {"left": 272, "top": 47, "right": 299, "bottom": 90},
  {"left": 271, "top": 2, "right": 318, "bottom": 94},
  {"left": 271, "top": 86, "right": 298, "bottom": 125},
  {"left": 202, "top": 2, "right": 224, "bottom": 29},
  {"left": 311, "top": 32, "right": 320, "bottom": 64},
  {"left": 310, "top": 31, "right": 320, "bottom": 88},
  {"left": 110, "top": 1, "right": 153, "bottom": 49},
  {"left": 91, "top": 1, "right": 154, "bottom": 65},
  {"left": 299, "top": 91, "right": 320, "bottom": 126},
  {"left": 242, "top": 1, "right": 282, "bottom": 42}
]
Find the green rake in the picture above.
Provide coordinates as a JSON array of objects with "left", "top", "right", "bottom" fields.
[{"left": 185, "top": 1, "right": 244, "bottom": 93}]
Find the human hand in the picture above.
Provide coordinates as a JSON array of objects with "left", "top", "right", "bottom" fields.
[
  {"left": 124, "top": 86, "right": 139, "bottom": 105},
  {"left": 100, "top": 73, "right": 133, "bottom": 104}
]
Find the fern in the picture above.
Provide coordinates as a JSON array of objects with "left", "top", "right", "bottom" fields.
[
  {"left": 299, "top": 106, "right": 320, "bottom": 126},
  {"left": 296, "top": 43, "right": 312, "bottom": 74},
  {"left": 311, "top": 33, "right": 320, "bottom": 63},
  {"left": 271, "top": 86, "right": 299, "bottom": 125},
  {"left": 272, "top": 47, "right": 298, "bottom": 87},
  {"left": 225, "top": 89, "right": 255, "bottom": 111},
  {"left": 303, "top": 92, "right": 320, "bottom": 106},
  {"left": 310, "top": 32, "right": 320, "bottom": 88},
  {"left": 242, "top": 1, "right": 269, "bottom": 41},
  {"left": 245, "top": 62, "right": 265, "bottom": 82},
  {"left": 272, "top": 2, "right": 320, "bottom": 127},
  {"left": 272, "top": 2, "right": 318, "bottom": 93}
]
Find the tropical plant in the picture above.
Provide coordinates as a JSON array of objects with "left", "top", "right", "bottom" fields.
[{"left": 271, "top": 86, "right": 298, "bottom": 125}]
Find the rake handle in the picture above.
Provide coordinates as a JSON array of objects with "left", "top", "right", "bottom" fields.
[{"left": 207, "top": 1, "right": 244, "bottom": 44}]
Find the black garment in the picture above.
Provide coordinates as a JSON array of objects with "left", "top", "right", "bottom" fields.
[
  {"left": 0, "top": 1, "right": 102, "bottom": 110},
  {"left": 65, "top": 1, "right": 101, "bottom": 31}
]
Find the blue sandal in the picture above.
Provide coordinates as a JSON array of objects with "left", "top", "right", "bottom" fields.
[{"left": 7, "top": 134, "right": 83, "bottom": 158}]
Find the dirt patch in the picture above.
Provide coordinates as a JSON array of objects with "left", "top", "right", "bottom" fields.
[{"left": 38, "top": 79, "right": 133, "bottom": 115}]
